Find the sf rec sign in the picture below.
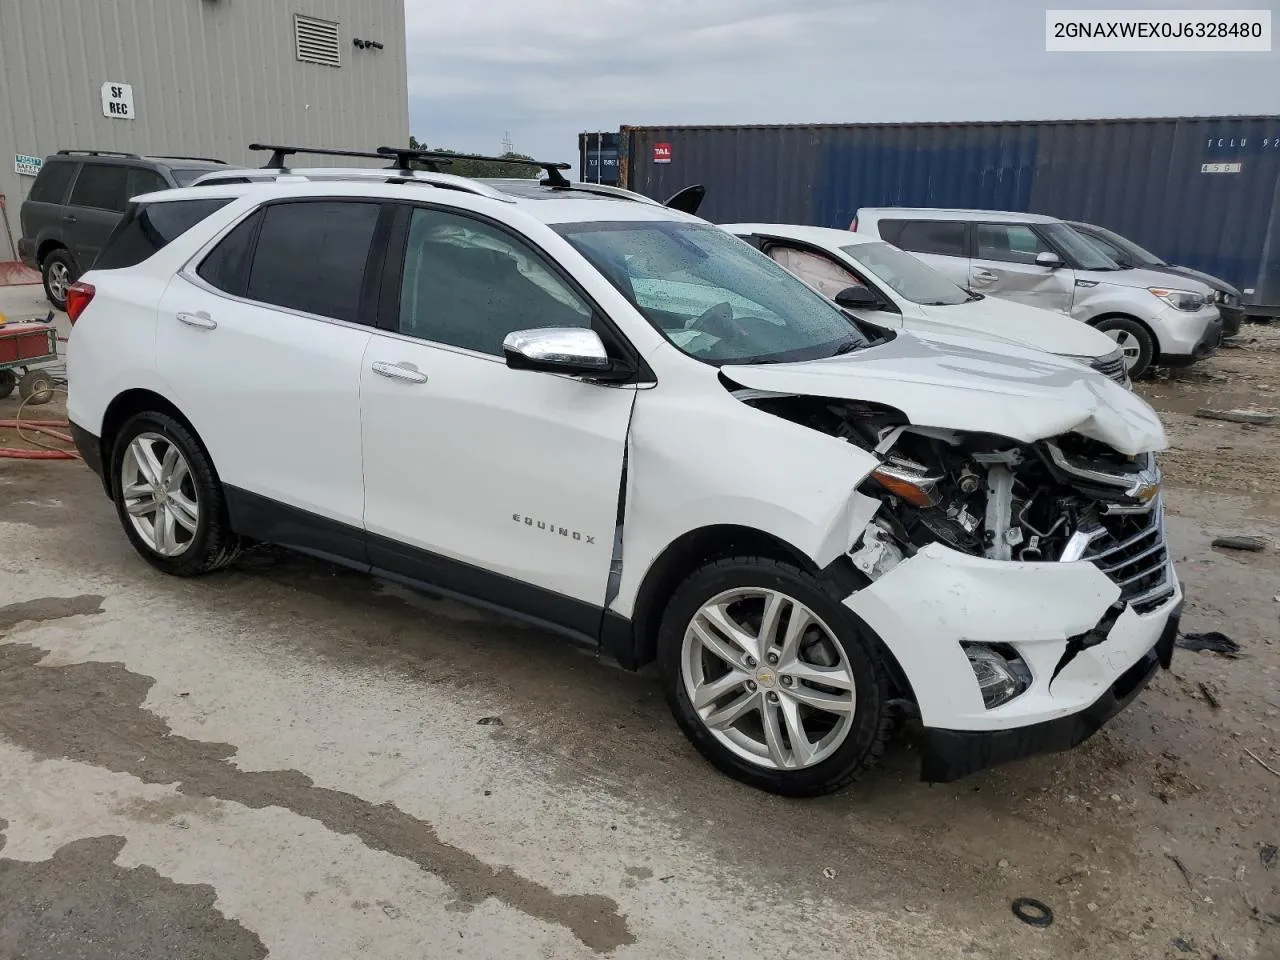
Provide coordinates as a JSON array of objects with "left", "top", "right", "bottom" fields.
[{"left": 101, "top": 82, "right": 135, "bottom": 119}]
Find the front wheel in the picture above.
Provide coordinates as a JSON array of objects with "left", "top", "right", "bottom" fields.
[
  {"left": 1095, "top": 317, "right": 1154, "bottom": 379},
  {"left": 109, "top": 411, "right": 242, "bottom": 576},
  {"left": 658, "top": 556, "right": 892, "bottom": 797}
]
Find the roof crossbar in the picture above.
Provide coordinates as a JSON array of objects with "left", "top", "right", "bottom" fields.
[
  {"left": 375, "top": 146, "right": 572, "bottom": 187},
  {"left": 149, "top": 155, "right": 228, "bottom": 164},
  {"left": 248, "top": 143, "right": 452, "bottom": 173},
  {"left": 56, "top": 149, "right": 140, "bottom": 158}
]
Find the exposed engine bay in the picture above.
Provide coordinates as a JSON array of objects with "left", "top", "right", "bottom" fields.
[{"left": 744, "top": 395, "right": 1174, "bottom": 614}]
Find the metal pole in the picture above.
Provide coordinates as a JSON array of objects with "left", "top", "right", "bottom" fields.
[{"left": 595, "top": 131, "right": 601, "bottom": 183}]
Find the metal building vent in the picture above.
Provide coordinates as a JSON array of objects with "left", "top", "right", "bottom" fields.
[{"left": 294, "top": 14, "right": 341, "bottom": 67}]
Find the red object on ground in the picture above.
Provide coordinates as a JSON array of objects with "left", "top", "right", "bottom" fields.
[
  {"left": 0, "top": 260, "right": 40, "bottom": 286},
  {"left": 0, "top": 322, "right": 57, "bottom": 364},
  {"left": 0, "top": 418, "right": 80, "bottom": 460}
]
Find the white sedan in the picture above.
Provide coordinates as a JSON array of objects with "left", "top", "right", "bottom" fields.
[{"left": 722, "top": 222, "right": 1130, "bottom": 386}]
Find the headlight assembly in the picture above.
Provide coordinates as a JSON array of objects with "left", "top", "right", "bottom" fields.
[{"left": 1148, "top": 287, "right": 1207, "bottom": 311}]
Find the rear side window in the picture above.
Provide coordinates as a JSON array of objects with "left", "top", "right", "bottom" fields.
[
  {"left": 244, "top": 201, "right": 380, "bottom": 323},
  {"left": 69, "top": 163, "right": 130, "bottom": 212},
  {"left": 28, "top": 161, "right": 78, "bottom": 203},
  {"left": 888, "top": 219, "right": 967, "bottom": 257},
  {"left": 127, "top": 168, "right": 168, "bottom": 197},
  {"left": 92, "top": 198, "right": 235, "bottom": 270},
  {"left": 196, "top": 211, "right": 262, "bottom": 295}
]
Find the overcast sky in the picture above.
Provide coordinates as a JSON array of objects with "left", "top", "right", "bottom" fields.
[{"left": 404, "top": 0, "right": 1280, "bottom": 161}]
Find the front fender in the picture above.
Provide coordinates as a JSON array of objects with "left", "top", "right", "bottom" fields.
[{"left": 610, "top": 384, "right": 881, "bottom": 618}]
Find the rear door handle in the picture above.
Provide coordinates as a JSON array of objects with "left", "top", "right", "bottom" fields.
[
  {"left": 176, "top": 311, "right": 217, "bottom": 330},
  {"left": 62, "top": 215, "right": 78, "bottom": 223},
  {"left": 371, "top": 360, "right": 428, "bottom": 384},
  {"left": 971, "top": 269, "right": 998, "bottom": 283}
]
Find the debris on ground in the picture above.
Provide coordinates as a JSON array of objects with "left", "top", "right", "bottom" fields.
[
  {"left": 1261, "top": 844, "right": 1278, "bottom": 869},
  {"left": 1195, "top": 407, "right": 1276, "bottom": 425},
  {"left": 822, "top": 867, "right": 837, "bottom": 880},
  {"left": 1243, "top": 747, "right": 1280, "bottom": 778},
  {"left": 1176, "top": 632, "right": 1242, "bottom": 657},
  {"left": 476, "top": 716, "right": 504, "bottom": 726},
  {"left": 1166, "top": 853, "right": 1194, "bottom": 888},
  {"left": 1198, "top": 682, "right": 1221, "bottom": 709},
  {"left": 1010, "top": 898, "right": 1053, "bottom": 927},
  {"left": 1211, "top": 535, "right": 1268, "bottom": 551},
  {"left": 1170, "top": 937, "right": 1194, "bottom": 953}
]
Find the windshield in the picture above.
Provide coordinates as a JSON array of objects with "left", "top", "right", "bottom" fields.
[
  {"left": 1084, "top": 225, "right": 1165, "bottom": 267},
  {"left": 1041, "top": 222, "right": 1121, "bottom": 271},
  {"left": 170, "top": 168, "right": 214, "bottom": 186},
  {"left": 556, "top": 221, "right": 870, "bottom": 364},
  {"left": 839, "top": 241, "right": 970, "bottom": 306}
]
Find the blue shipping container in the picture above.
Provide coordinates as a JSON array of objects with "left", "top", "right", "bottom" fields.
[
  {"left": 619, "top": 118, "right": 1280, "bottom": 311},
  {"left": 579, "top": 131, "right": 620, "bottom": 185}
]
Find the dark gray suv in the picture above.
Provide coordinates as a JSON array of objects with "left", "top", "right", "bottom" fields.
[{"left": 18, "top": 150, "right": 228, "bottom": 309}]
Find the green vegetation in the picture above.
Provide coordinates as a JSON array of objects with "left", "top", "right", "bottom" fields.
[{"left": 408, "top": 136, "right": 539, "bottom": 179}]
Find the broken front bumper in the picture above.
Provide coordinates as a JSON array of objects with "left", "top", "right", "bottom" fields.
[{"left": 843, "top": 540, "right": 1182, "bottom": 780}]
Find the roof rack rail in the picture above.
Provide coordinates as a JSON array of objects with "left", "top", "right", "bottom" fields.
[
  {"left": 56, "top": 149, "right": 141, "bottom": 158},
  {"left": 149, "top": 155, "right": 228, "bottom": 164},
  {"left": 375, "top": 146, "right": 572, "bottom": 187},
  {"left": 249, "top": 143, "right": 452, "bottom": 173}
]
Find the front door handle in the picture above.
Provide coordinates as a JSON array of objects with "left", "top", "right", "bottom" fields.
[
  {"left": 371, "top": 360, "right": 428, "bottom": 384},
  {"left": 971, "top": 270, "right": 998, "bottom": 283},
  {"left": 62, "top": 215, "right": 78, "bottom": 224},
  {"left": 176, "top": 311, "right": 217, "bottom": 330}
]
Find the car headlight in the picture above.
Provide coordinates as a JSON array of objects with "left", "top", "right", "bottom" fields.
[{"left": 1149, "top": 287, "right": 1207, "bottom": 311}]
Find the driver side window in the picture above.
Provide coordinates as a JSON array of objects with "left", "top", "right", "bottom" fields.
[{"left": 768, "top": 246, "right": 864, "bottom": 300}]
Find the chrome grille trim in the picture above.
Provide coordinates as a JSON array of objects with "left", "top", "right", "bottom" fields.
[{"left": 1078, "top": 498, "right": 1176, "bottom": 614}]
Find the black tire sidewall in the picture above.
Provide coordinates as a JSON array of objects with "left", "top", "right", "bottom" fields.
[
  {"left": 41, "top": 251, "right": 75, "bottom": 311},
  {"left": 109, "top": 412, "right": 226, "bottom": 576},
  {"left": 657, "top": 558, "right": 889, "bottom": 797},
  {"left": 0, "top": 369, "right": 15, "bottom": 399},
  {"left": 18, "top": 370, "right": 53, "bottom": 403},
  {"left": 1096, "top": 317, "right": 1154, "bottom": 379}
]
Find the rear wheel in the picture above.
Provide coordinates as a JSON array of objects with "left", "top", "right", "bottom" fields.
[
  {"left": 109, "top": 411, "right": 242, "bottom": 576},
  {"left": 0, "top": 370, "right": 16, "bottom": 399},
  {"left": 41, "top": 250, "right": 76, "bottom": 311},
  {"left": 17, "top": 369, "right": 54, "bottom": 404},
  {"left": 1095, "top": 317, "right": 1154, "bottom": 379},
  {"left": 658, "top": 556, "right": 892, "bottom": 797}
]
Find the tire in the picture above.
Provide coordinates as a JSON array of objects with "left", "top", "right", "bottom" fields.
[
  {"left": 109, "top": 411, "right": 243, "bottom": 577},
  {"left": 0, "top": 369, "right": 15, "bottom": 399},
  {"left": 1094, "top": 316, "right": 1154, "bottom": 379},
  {"left": 17, "top": 369, "right": 54, "bottom": 405},
  {"left": 657, "top": 556, "right": 892, "bottom": 797},
  {"left": 41, "top": 249, "right": 77, "bottom": 311}
]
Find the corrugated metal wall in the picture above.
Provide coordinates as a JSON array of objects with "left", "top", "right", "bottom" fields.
[
  {"left": 622, "top": 118, "right": 1280, "bottom": 308},
  {"left": 0, "top": 0, "right": 408, "bottom": 221}
]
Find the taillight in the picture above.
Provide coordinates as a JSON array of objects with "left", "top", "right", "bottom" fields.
[
  {"left": 850, "top": 216, "right": 858, "bottom": 232},
  {"left": 66, "top": 282, "right": 95, "bottom": 324}
]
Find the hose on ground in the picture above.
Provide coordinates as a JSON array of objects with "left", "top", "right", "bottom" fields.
[{"left": 0, "top": 386, "right": 80, "bottom": 460}]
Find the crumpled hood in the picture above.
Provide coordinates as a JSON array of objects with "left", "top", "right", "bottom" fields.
[
  {"left": 726, "top": 330, "right": 1167, "bottom": 455},
  {"left": 918, "top": 296, "right": 1118, "bottom": 358}
]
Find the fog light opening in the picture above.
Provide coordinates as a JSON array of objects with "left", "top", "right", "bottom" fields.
[{"left": 964, "top": 643, "right": 1031, "bottom": 709}]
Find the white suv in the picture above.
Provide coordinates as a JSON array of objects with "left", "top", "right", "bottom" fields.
[
  {"left": 64, "top": 149, "right": 1182, "bottom": 796},
  {"left": 853, "top": 208, "right": 1223, "bottom": 379}
]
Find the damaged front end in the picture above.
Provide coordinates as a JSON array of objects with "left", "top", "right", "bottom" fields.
[{"left": 739, "top": 391, "right": 1182, "bottom": 780}]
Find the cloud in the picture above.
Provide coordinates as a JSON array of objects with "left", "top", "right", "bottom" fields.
[{"left": 404, "top": 0, "right": 1280, "bottom": 163}]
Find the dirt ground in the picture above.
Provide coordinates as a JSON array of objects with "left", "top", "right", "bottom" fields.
[{"left": 0, "top": 315, "right": 1278, "bottom": 960}]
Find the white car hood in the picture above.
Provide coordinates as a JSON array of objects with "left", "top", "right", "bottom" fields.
[
  {"left": 918, "top": 296, "right": 1117, "bottom": 358},
  {"left": 726, "top": 330, "right": 1167, "bottom": 455}
]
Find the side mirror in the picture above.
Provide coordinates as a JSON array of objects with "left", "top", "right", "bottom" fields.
[
  {"left": 664, "top": 184, "right": 706, "bottom": 215},
  {"left": 834, "top": 285, "right": 879, "bottom": 310},
  {"left": 1035, "top": 251, "right": 1063, "bottom": 269},
  {"left": 503, "top": 328, "right": 613, "bottom": 376}
]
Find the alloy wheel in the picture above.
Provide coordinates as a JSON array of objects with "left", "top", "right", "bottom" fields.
[
  {"left": 1104, "top": 328, "right": 1143, "bottom": 371},
  {"left": 681, "top": 588, "right": 856, "bottom": 770},
  {"left": 120, "top": 432, "right": 200, "bottom": 557},
  {"left": 47, "top": 261, "right": 69, "bottom": 301}
]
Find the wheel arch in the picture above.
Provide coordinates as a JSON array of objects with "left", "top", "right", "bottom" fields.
[
  {"left": 36, "top": 239, "right": 69, "bottom": 266},
  {"left": 1086, "top": 312, "right": 1161, "bottom": 364},
  {"left": 98, "top": 388, "right": 205, "bottom": 496}
]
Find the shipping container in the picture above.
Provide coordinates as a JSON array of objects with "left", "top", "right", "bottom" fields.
[
  {"left": 579, "top": 131, "right": 620, "bottom": 185},
  {"left": 618, "top": 118, "right": 1280, "bottom": 314}
]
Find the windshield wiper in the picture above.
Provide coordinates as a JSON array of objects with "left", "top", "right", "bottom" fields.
[{"left": 828, "top": 338, "right": 865, "bottom": 357}]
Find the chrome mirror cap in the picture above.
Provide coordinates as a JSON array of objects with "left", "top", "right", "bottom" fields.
[{"left": 503, "top": 328, "right": 611, "bottom": 371}]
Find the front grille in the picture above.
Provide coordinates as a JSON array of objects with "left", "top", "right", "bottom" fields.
[
  {"left": 1090, "top": 352, "right": 1129, "bottom": 385},
  {"left": 1081, "top": 500, "right": 1175, "bottom": 614}
]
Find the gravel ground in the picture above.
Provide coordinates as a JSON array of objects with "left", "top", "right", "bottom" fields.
[{"left": 1, "top": 305, "right": 1277, "bottom": 960}]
